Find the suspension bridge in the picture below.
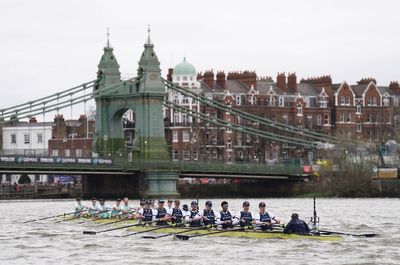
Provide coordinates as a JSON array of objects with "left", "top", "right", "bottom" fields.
[{"left": 0, "top": 30, "right": 336, "bottom": 198}]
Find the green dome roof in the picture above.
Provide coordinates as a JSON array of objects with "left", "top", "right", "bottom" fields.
[{"left": 174, "top": 57, "right": 196, "bottom": 76}]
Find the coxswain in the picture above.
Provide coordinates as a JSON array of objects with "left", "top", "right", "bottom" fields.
[
  {"left": 154, "top": 199, "right": 172, "bottom": 226},
  {"left": 186, "top": 201, "right": 202, "bottom": 227},
  {"left": 98, "top": 199, "right": 111, "bottom": 219},
  {"left": 88, "top": 198, "right": 100, "bottom": 216},
  {"left": 136, "top": 200, "right": 156, "bottom": 224},
  {"left": 166, "top": 199, "right": 174, "bottom": 215},
  {"left": 202, "top": 201, "right": 216, "bottom": 226},
  {"left": 111, "top": 198, "right": 122, "bottom": 218},
  {"left": 120, "top": 197, "right": 134, "bottom": 218},
  {"left": 283, "top": 213, "right": 310, "bottom": 234},
  {"left": 216, "top": 201, "right": 238, "bottom": 229},
  {"left": 170, "top": 199, "right": 184, "bottom": 226},
  {"left": 237, "top": 201, "right": 254, "bottom": 227},
  {"left": 253, "top": 202, "right": 279, "bottom": 230},
  {"left": 74, "top": 197, "right": 86, "bottom": 217}
]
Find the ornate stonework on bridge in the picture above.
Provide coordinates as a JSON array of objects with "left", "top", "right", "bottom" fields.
[{"left": 93, "top": 29, "right": 177, "bottom": 197}]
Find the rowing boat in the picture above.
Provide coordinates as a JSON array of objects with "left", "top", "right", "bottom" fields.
[{"left": 80, "top": 218, "right": 341, "bottom": 241}]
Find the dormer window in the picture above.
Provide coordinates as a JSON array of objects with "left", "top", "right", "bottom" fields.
[
  {"left": 236, "top": 95, "right": 241, "bottom": 106},
  {"left": 383, "top": 97, "right": 390, "bottom": 106},
  {"left": 345, "top": 96, "right": 351, "bottom": 106},
  {"left": 319, "top": 98, "right": 327, "bottom": 108},
  {"left": 304, "top": 98, "right": 310, "bottom": 108},
  {"left": 341, "top": 96, "right": 345, "bottom": 106},
  {"left": 279, "top": 97, "right": 284, "bottom": 107}
]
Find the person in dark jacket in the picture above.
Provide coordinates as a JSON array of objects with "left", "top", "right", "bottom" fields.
[{"left": 283, "top": 213, "right": 310, "bottom": 234}]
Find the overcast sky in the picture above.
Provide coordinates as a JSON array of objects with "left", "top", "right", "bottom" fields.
[{"left": 1, "top": 0, "right": 400, "bottom": 120}]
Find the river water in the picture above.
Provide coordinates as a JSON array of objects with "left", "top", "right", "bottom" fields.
[{"left": 0, "top": 198, "right": 398, "bottom": 265}]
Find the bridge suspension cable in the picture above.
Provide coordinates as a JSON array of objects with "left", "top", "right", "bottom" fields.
[
  {"left": 164, "top": 100, "right": 317, "bottom": 148},
  {"left": 162, "top": 78, "right": 336, "bottom": 144}
]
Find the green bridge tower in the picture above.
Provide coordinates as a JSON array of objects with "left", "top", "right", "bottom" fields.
[{"left": 93, "top": 29, "right": 178, "bottom": 197}]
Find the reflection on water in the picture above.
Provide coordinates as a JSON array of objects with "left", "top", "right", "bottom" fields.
[{"left": 0, "top": 198, "right": 399, "bottom": 265}]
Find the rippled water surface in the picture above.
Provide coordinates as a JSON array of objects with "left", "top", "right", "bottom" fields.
[{"left": 0, "top": 198, "right": 399, "bottom": 265}]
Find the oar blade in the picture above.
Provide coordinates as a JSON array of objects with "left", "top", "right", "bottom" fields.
[
  {"left": 174, "top": 234, "right": 190, "bottom": 240},
  {"left": 82, "top": 231, "right": 97, "bottom": 235},
  {"left": 142, "top": 235, "right": 158, "bottom": 239}
]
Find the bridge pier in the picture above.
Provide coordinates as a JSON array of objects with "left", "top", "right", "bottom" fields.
[{"left": 143, "top": 171, "right": 180, "bottom": 198}]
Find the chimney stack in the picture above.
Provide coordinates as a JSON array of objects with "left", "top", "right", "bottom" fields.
[
  {"left": 390, "top": 81, "right": 400, "bottom": 95},
  {"left": 277, "top": 72, "right": 286, "bottom": 92},
  {"left": 29, "top": 117, "right": 37, "bottom": 123},
  {"left": 167, "top": 68, "right": 173, "bottom": 82},
  {"left": 287, "top": 72, "right": 297, "bottom": 93},
  {"left": 216, "top": 71, "right": 226, "bottom": 89},
  {"left": 203, "top": 70, "right": 215, "bottom": 89}
]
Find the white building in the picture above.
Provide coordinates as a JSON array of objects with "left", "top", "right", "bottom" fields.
[{"left": 2, "top": 120, "right": 53, "bottom": 156}]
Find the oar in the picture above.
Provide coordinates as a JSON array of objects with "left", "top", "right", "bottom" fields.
[
  {"left": 175, "top": 227, "right": 246, "bottom": 240},
  {"left": 119, "top": 224, "right": 172, "bottom": 237},
  {"left": 83, "top": 220, "right": 153, "bottom": 235},
  {"left": 143, "top": 225, "right": 212, "bottom": 239},
  {"left": 94, "top": 212, "right": 136, "bottom": 227},
  {"left": 318, "top": 229, "right": 379, "bottom": 238},
  {"left": 22, "top": 210, "right": 87, "bottom": 224}
]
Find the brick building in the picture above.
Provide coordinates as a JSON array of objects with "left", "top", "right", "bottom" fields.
[
  {"left": 48, "top": 114, "right": 95, "bottom": 157},
  {"left": 164, "top": 58, "right": 400, "bottom": 163}
]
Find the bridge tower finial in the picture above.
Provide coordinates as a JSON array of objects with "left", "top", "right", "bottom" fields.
[
  {"left": 106, "top": 28, "right": 111, "bottom": 48},
  {"left": 147, "top": 24, "right": 152, "bottom": 45}
]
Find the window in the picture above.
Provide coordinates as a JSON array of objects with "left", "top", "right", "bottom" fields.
[
  {"left": 345, "top": 96, "right": 351, "bottom": 106},
  {"left": 236, "top": 116, "right": 242, "bottom": 125},
  {"left": 24, "top": 134, "right": 30, "bottom": 144},
  {"left": 366, "top": 114, "right": 372, "bottom": 123},
  {"left": 319, "top": 99, "right": 327, "bottom": 108},
  {"left": 236, "top": 95, "right": 241, "bottom": 106},
  {"left": 296, "top": 106, "right": 303, "bottom": 116},
  {"left": 282, "top": 115, "right": 288, "bottom": 124},
  {"left": 172, "top": 131, "right": 178, "bottom": 142},
  {"left": 190, "top": 76, "right": 193, "bottom": 81},
  {"left": 173, "top": 113, "right": 179, "bottom": 124},
  {"left": 52, "top": 150, "right": 58, "bottom": 157},
  {"left": 172, "top": 150, "right": 179, "bottom": 161},
  {"left": 340, "top": 112, "right": 345, "bottom": 122},
  {"left": 383, "top": 97, "right": 390, "bottom": 106},
  {"left": 236, "top": 133, "right": 242, "bottom": 146},
  {"left": 347, "top": 112, "right": 351, "bottom": 122},
  {"left": 307, "top": 115, "right": 312, "bottom": 128},
  {"left": 394, "top": 97, "right": 399, "bottom": 107},
  {"left": 182, "top": 114, "right": 188, "bottom": 125},
  {"left": 173, "top": 95, "right": 179, "bottom": 104},
  {"left": 249, "top": 95, "right": 256, "bottom": 105},
  {"left": 76, "top": 149, "right": 83, "bottom": 157},
  {"left": 267, "top": 96, "right": 276, "bottom": 106},
  {"left": 183, "top": 130, "right": 190, "bottom": 142},
  {"left": 279, "top": 97, "right": 284, "bottom": 107},
  {"left": 193, "top": 151, "right": 198, "bottom": 160},
  {"left": 182, "top": 97, "right": 189, "bottom": 104},
  {"left": 304, "top": 98, "right": 310, "bottom": 108},
  {"left": 356, "top": 105, "right": 362, "bottom": 114},
  {"left": 356, "top": 123, "right": 362, "bottom": 133},
  {"left": 341, "top": 96, "right": 345, "bottom": 106},
  {"left": 183, "top": 150, "right": 190, "bottom": 160},
  {"left": 37, "top": 134, "right": 43, "bottom": 144},
  {"left": 317, "top": 114, "right": 322, "bottom": 126},
  {"left": 324, "top": 114, "right": 329, "bottom": 125},
  {"left": 183, "top": 76, "right": 187, "bottom": 81},
  {"left": 11, "top": 134, "right": 16, "bottom": 144},
  {"left": 65, "top": 149, "right": 71, "bottom": 157},
  {"left": 372, "top": 97, "right": 377, "bottom": 106},
  {"left": 227, "top": 139, "right": 232, "bottom": 150},
  {"left": 88, "top": 132, "right": 94, "bottom": 138}
]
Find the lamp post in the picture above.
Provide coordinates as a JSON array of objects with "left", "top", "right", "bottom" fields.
[{"left": 103, "top": 134, "right": 108, "bottom": 157}]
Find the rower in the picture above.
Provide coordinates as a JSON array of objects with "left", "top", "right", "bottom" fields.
[
  {"left": 182, "top": 204, "right": 190, "bottom": 219},
  {"left": 216, "top": 201, "right": 237, "bottom": 229},
  {"left": 254, "top": 202, "right": 279, "bottom": 230},
  {"left": 202, "top": 200, "right": 216, "bottom": 226},
  {"left": 186, "top": 201, "right": 202, "bottom": 227},
  {"left": 74, "top": 197, "right": 86, "bottom": 217},
  {"left": 88, "top": 198, "right": 100, "bottom": 216},
  {"left": 110, "top": 198, "right": 122, "bottom": 218},
  {"left": 170, "top": 199, "right": 184, "bottom": 226},
  {"left": 283, "top": 213, "right": 310, "bottom": 234},
  {"left": 154, "top": 199, "right": 171, "bottom": 226},
  {"left": 136, "top": 200, "right": 156, "bottom": 224},
  {"left": 98, "top": 199, "right": 111, "bottom": 219},
  {"left": 237, "top": 201, "right": 254, "bottom": 227},
  {"left": 120, "top": 197, "right": 134, "bottom": 218},
  {"left": 166, "top": 199, "right": 174, "bottom": 215}
]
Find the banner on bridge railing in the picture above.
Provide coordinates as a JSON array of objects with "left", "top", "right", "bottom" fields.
[{"left": 0, "top": 156, "right": 112, "bottom": 165}]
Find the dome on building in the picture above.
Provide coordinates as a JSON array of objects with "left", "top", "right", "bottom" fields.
[{"left": 173, "top": 57, "right": 196, "bottom": 76}]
